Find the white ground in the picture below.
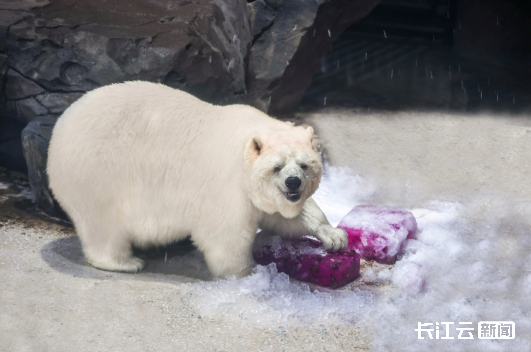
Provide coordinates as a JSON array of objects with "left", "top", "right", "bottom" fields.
[{"left": 1, "top": 109, "right": 530, "bottom": 351}]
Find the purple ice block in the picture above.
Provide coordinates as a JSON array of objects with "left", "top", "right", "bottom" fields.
[
  {"left": 252, "top": 234, "right": 360, "bottom": 289},
  {"left": 337, "top": 205, "right": 417, "bottom": 264}
]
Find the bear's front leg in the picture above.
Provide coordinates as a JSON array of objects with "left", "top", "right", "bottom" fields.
[
  {"left": 260, "top": 198, "right": 348, "bottom": 252},
  {"left": 195, "top": 224, "right": 257, "bottom": 278}
]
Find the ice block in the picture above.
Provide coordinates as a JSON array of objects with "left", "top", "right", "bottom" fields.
[
  {"left": 252, "top": 234, "right": 360, "bottom": 289},
  {"left": 337, "top": 205, "right": 417, "bottom": 264}
]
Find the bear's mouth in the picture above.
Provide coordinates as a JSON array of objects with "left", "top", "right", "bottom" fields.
[{"left": 285, "top": 192, "right": 301, "bottom": 202}]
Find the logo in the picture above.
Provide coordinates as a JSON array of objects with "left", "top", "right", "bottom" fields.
[{"left": 415, "top": 321, "right": 515, "bottom": 339}]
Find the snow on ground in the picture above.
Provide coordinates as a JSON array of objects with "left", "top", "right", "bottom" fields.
[
  {"left": 170, "top": 163, "right": 531, "bottom": 350},
  {"left": 168, "top": 164, "right": 377, "bottom": 328},
  {"left": 367, "top": 196, "right": 531, "bottom": 351}
]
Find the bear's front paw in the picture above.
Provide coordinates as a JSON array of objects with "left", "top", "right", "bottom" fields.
[{"left": 318, "top": 226, "right": 348, "bottom": 252}]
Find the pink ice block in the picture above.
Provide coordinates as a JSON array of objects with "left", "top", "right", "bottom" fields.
[
  {"left": 337, "top": 205, "right": 417, "bottom": 264},
  {"left": 252, "top": 235, "right": 360, "bottom": 289}
]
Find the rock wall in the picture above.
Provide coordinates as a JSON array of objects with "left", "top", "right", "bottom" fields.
[
  {"left": 246, "top": 0, "right": 381, "bottom": 114},
  {"left": 1, "top": 0, "right": 251, "bottom": 125}
]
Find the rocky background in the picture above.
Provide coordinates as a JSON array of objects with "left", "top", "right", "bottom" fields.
[{"left": 0, "top": 0, "right": 381, "bottom": 217}]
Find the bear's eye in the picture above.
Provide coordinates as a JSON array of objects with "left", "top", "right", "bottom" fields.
[
  {"left": 300, "top": 164, "right": 308, "bottom": 170},
  {"left": 274, "top": 166, "right": 281, "bottom": 173}
]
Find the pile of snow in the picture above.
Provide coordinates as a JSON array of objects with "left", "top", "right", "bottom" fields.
[
  {"left": 368, "top": 199, "right": 531, "bottom": 351},
  {"left": 178, "top": 263, "right": 373, "bottom": 327},
  {"left": 171, "top": 164, "right": 531, "bottom": 350},
  {"left": 174, "top": 165, "right": 376, "bottom": 326}
]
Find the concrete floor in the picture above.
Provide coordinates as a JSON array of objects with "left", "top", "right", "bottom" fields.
[
  {"left": 300, "top": 109, "right": 531, "bottom": 208},
  {"left": 2, "top": 109, "right": 531, "bottom": 351}
]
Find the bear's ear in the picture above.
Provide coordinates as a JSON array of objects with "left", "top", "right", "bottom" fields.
[
  {"left": 306, "top": 126, "right": 314, "bottom": 142},
  {"left": 244, "top": 133, "right": 263, "bottom": 164}
]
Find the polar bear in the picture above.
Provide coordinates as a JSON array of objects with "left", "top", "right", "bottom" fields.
[{"left": 47, "top": 81, "right": 347, "bottom": 277}]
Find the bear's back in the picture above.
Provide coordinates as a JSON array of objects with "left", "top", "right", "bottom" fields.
[{"left": 47, "top": 81, "right": 287, "bottom": 227}]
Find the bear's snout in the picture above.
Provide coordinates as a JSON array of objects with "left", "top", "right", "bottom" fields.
[
  {"left": 284, "top": 177, "right": 302, "bottom": 202},
  {"left": 285, "top": 177, "right": 301, "bottom": 190}
]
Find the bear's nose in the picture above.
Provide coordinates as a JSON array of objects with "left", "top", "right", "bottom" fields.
[{"left": 285, "top": 177, "right": 301, "bottom": 190}]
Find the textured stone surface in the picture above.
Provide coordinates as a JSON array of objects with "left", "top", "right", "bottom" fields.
[
  {"left": 246, "top": 0, "right": 382, "bottom": 113},
  {"left": 5, "top": 69, "right": 45, "bottom": 99},
  {"left": 35, "top": 93, "right": 82, "bottom": 114},
  {"left": 4, "top": 0, "right": 251, "bottom": 108},
  {"left": 1, "top": 0, "right": 380, "bottom": 122},
  {"left": 15, "top": 97, "right": 48, "bottom": 123},
  {"left": 21, "top": 115, "right": 67, "bottom": 218}
]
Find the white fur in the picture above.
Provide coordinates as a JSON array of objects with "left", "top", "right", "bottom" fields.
[{"left": 47, "top": 81, "right": 347, "bottom": 277}]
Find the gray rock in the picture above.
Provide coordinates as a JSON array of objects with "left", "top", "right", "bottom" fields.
[
  {"left": 21, "top": 115, "right": 67, "bottom": 218},
  {"left": 5, "top": 69, "right": 45, "bottom": 99},
  {"left": 248, "top": 0, "right": 275, "bottom": 38},
  {"left": 6, "top": 0, "right": 252, "bottom": 106},
  {"left": 246, "top": 0, "right": 382, "bottom": 113},
  {"left": 15, "top": 97, "right": 49, "bottom": 123},
  {"left": 36, "top": 93, "right": 83, "bottom": 114},
  {"left": 0, "top": 10, "right": 34, "bottom": 52}
]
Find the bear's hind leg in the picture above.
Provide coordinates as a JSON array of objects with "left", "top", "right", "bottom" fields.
[{"left": 76, "top": 220, "right": 146, "bottom": 273}]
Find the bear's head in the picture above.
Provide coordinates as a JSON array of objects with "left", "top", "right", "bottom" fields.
[{"left": 244, "top": 125, "right": 323, "bottom": 219}]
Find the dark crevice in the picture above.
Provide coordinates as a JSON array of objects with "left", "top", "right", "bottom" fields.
[
  {"left": 34, "top": 99, "right": 52, "bottom": 114},
  {"left": 71, "top": 23, "right": 93, "bottom": 30},
  {"left": 134, "top": 16, "right": 177, "bottom": 27},
  {"left": 251, "top": 15, "right": 276, "bottom": 46},
  {"left": 163, "top": 70, "right": 187, "bottom": 87},
  {"left": 8, "top": 66, "right": 87, "bottom": 95},
  {"left": 5, "top": 13, "right": 33, "bottom": 33},
  {"left": 151, "top": 30, "right": 172, "bottom": 42}
]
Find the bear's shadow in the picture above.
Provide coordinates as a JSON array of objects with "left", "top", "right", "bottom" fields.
[{"left": 40, "top": 236, "right": 213, "bottom": 283}]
